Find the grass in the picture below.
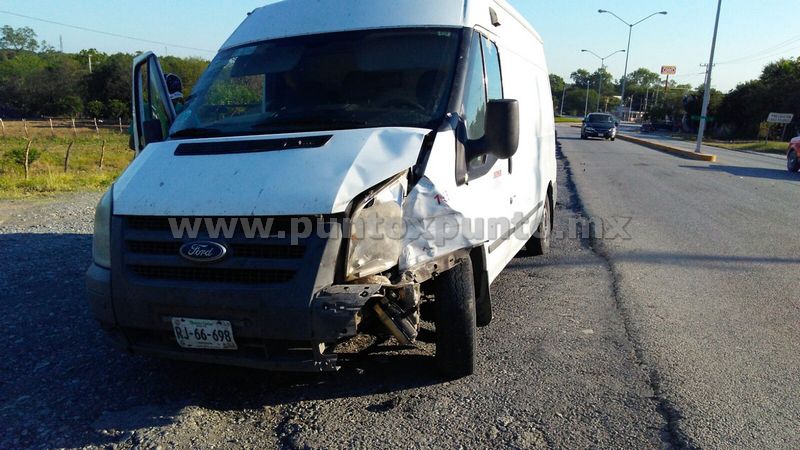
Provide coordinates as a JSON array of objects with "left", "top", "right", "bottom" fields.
[
  {"left": 555, "top": 116, "right": 583, "bottom": 123},
  {"left": 0, "top": 120, "right": 133, "bottom": 199},
  {"left": 666, "top": 131, "right": 790, "bottom": 155},
  {"left": 700, "top": 141, "right": 790, "bottom": 155}
]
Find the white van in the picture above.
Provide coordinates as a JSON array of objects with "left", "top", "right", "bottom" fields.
[{"left": 87, "top": 0, "right": 556, "bottom": 378}]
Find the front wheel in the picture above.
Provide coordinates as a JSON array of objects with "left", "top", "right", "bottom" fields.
[
  {"left": 433, "top": 257, "right": 477, "bottom": 379},
  {"left": 788, "top": 149, "right": 799, "bottom": 173}
]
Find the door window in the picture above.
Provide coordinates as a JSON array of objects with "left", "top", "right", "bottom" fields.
[
  {"left": 133, "top": 54, "right": 175, "bottom": 151},
  {"left": 461, "top": 32, "right": 505, "bottom": 179},
  {"left": 483, "top": 37, "right": 504, "bottom": 101}
]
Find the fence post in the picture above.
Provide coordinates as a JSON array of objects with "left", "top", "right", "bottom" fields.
[
  {"left": 24, "top": 140, "right": 33, "bottom": 180},
  {"left": 94, "top": 118, "right": 100, "bottom": 136},
  {"left": 72, "top": 118, "right": 78, "bottom": 138},
  {"left": 23, "top": 119, "right": 29, "bottom": 139},
  {"left": 0, "top": 118, "right": 5, "bottom": 138},
  {"left": 119, "top": 117, "right": 123, "bottom": 133},
  {"left": 49, "top": 118, "right": 56, "bottom": 138},
  {"left": 99, "top": 140, "right": 106, "bottom": 169},
  {"left": 64, "top": 141, "right": 74, "bottom": 173}
]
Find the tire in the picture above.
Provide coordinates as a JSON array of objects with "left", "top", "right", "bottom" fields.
[
  {"left": 433, "top": 257, "right": 477, "bottom": 379},
  {"left": 611, "top": 137, "right": 616, "bottom": 141},
  {"left": 527, "top": 195, "right": 552, "bottom": 256},
  {"left": 788, "top": 149, "right": 800, "bottom": 173},
  {"left": 581, "top": 133, "right": 587, "bottom": 140}
]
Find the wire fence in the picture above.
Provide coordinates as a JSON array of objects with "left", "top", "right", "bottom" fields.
[
  {"left": 0, "top": 117, "right": 131, "bottom": 139},
  {"left": 0, "top": 118, "right": 133, "bottom": 180}
]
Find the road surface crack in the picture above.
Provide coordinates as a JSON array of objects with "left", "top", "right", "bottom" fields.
[{"left": 557, "top": 144, "right": 698, "bottom": 450}]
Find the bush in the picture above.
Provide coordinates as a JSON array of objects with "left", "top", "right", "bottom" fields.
[
  {"left": 106, "top": 99, "right": 128, "bottom": 119},
  {"left": 86, "top": 100, "right": 104, "bottom": 119},
  {"left": 7, "top": 144, "right": 41, "bottom": 167},
  {"left": 56, "top": 95, "right": 83, "bottom": 117}
]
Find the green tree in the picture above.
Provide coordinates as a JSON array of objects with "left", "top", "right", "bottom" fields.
[
  {"left": 86, "top": 100, "right": 105, "bottom": 118},
  {"left": 570, "top": 69, "right": 592, "bottom": 89},
  {"left": 717, "top": 57, "right": 800, "bottom": 139},
  {"left": 107, "top": 99, "right": 128, "bottom": 119},
  {"left": 549, "top": 74, "right": 566, "bottom": 112},
  {"left": 56, "top": 95, "right": 84, "bottom": 118},
  {"left": 0, "top": 26, "right": 38, "bottom": 52},
  {"left": 160, "top": 56, "right": 209, "bottom": 96}
]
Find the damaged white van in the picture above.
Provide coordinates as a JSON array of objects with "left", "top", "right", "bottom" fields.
[{"left": 87, "top": 0, "right": 556, "bottom": 378}]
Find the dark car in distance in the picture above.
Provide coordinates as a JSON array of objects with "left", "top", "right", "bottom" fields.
[{"left": 581, "top": 113, "right": 619, "bottom": 141}]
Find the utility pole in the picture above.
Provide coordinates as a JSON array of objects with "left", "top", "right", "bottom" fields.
[
  {"left": 696, "top": 0, "right": 722, "bottom": 153},
  {"left": 88, "top": 54, "right": 93, "bottom": 74},
  {"left": 644, "top": 85, "right": 652, "bottom": 114},
  {"left": 59, "top": 35, "right": 64, "bottom": 53},
  {"left": 560, "top": 84, "right": 568, "bottom": 116}
]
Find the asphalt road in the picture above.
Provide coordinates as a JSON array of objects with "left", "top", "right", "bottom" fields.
[
  {"left": 0, "top": 126, "right": 797, "bottom": 449},
  {"left": 559, "top": 124, "right": 800, "bottom": 449}
]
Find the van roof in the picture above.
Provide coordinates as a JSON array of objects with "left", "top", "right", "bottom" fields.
[{"left": 221, "top": 0, "right": 542, "bottom": 51}]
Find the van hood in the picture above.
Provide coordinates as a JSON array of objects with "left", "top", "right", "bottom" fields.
[{"left": 113, "top": 127, "right": 429, "bottom": 217}]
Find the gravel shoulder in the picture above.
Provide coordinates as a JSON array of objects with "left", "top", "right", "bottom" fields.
[{"left": 0, "top": 156, "right": 664, "bottom": 449}]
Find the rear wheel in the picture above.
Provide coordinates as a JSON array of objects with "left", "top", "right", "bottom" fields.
[
  {"left": 526, "top": 195, "right": 552, "bottom": 256},
  {"left": 788, "top": 149, "right": 799, "bottom": 173},
  {"left": 433, "top": 257, "right": 476, "bottom": 379}
]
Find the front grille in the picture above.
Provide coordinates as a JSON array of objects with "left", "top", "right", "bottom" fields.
[
  {"left": 122, "top": 216, "right": 321, "bottom": 286},
  {"left": 127, "top": 241, "right": 305, "bottom": 259},
  {"left": 130, "top": 265, "right": 295, "bottom": 284}
]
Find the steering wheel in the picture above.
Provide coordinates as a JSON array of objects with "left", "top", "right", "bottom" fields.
[{"left": 378, "top": 98, "right": 427, "bottom": 112}]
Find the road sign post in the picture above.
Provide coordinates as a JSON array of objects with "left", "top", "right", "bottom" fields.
[
  {"left": 767, "top": 113, "right": 794, "bottom": 141},
  {"left": 661, "top": 66, "right": 676, "bottom": 93}
]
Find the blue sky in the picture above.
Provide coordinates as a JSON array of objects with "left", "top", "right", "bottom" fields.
[{"left": 1, "top": 0, "right": 798, "bottom": 92}]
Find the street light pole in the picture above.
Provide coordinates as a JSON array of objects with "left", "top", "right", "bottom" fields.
[
  {"left": 560, "top": 84, "right": 568, "bottom": 116},
  {"left": 582, "top": 49, "right": 626, "bottom": 113},
  {"left": 599, "top": 9, "right": 668, "bottom": 120},
  {"left": 695, "top": 0, "right": 723, "bottom": 153},
  {"left": 584, "top": 82, "right": 590, "bottom": 118}
]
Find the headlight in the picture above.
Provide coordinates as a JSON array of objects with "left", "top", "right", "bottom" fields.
[
  {"left": 346, "top": 175, "right": 407, "bottom": 281},
  {"left": 92, "top": 188, "right": 113, "bottom": 269},
  {"left": 585, "top": 127, "right": 595, "bottom": 132}
]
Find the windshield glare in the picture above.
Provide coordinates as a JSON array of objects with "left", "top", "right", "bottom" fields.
[
  {"left": 587, "top": 114, "right": 614, "bottom": 124},
  {"left": 170, "top": 28, "right": 461, "bottom": 138}
]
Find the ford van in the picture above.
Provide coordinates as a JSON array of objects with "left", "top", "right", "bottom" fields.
[{"left": 86, "top": 0, "right": 557, "bottom": 378}]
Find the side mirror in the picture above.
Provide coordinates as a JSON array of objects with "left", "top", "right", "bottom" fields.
[{"left": 481, "top": 99, "right": 520, "bottom": 160}]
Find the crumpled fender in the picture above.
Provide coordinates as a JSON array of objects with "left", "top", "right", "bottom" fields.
[{"left": 400, "top": 176, "right": 485, "bottom": 271}]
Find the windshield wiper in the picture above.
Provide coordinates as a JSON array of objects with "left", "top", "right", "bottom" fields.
[{"left": 169, "top": 127, "right": 226, "bottom": 139}]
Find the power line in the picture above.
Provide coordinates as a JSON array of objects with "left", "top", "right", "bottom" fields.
[
  {"left": 0, "top": 10, "right": 215, "bottom": 54},
  {"left": 717, "top": 34, "right": 800, "bottom": 65}
]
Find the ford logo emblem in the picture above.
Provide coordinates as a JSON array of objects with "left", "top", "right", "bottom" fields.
[{"left": 179, "top": 241, "right": 228, "bottom": 263}]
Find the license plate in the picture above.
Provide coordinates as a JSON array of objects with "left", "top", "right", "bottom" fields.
[{"left": 172, "top": 318, "right": 237, "bottom": 350}]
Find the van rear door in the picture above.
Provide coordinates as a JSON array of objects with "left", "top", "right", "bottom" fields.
[{"left": 132, "top": 52, "right": 175, "bottom": 154}]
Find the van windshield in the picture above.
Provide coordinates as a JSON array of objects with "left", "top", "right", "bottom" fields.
[{"left": 170, "top": 28, "right": 462, "bottom": 139}]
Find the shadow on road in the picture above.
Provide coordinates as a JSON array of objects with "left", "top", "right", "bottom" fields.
[
  {"left": 681, "top": 164, "right": 799, "bottom": 182},
  {"left": 0, "top": 233, "right": 443, "bottom": 449}
]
